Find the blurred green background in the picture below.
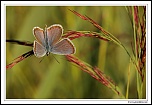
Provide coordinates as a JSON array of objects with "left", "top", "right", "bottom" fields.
[{"left": 6, "top": 6, "right": 137, "bottom": 99}]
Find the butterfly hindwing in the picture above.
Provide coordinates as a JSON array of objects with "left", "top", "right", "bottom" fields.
[
  {"left": 50, "top": 38, "right": 76, "bottom": 55},
  {"left": 33, "top": 41, "right": 46, "bottom": 58}
]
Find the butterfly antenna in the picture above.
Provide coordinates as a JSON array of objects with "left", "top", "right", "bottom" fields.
[
  {"left": 39, "top": 56, "right": 45, "bottom": 63},
  {"left": 52, "top": 55, "right": 60, "bottom": 64},
  {"left": 45, "top": 24, "right": 47, "bottom": 29}
]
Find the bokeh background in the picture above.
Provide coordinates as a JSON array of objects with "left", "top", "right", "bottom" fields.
[{"left": 6, "top": 6, "right": 138, "bottom": 99}]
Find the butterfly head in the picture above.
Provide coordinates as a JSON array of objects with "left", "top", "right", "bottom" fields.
[{"left": 46, "top": 52, "right": 50, "bottom": 56}]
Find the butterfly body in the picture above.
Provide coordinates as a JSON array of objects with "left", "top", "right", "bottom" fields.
[
  {"left": 33, "top": 24, "right": 76, "bottom": 58},
  {"left": 44, "top": 26, "right": 50, "bottom": 56}
]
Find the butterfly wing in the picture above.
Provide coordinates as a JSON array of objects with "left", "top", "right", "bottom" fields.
[
  {"left": 33, "top": 41, "right": 46, "bottom": 57},
  {"left": 50, "top": 38, "right": 76, "bottom": 55},
  {"left": 33, "top": 27, "right": 45, "bottom": 46},
  {"left": 47, "top": 24, "right": 63, "bottom": 46}
]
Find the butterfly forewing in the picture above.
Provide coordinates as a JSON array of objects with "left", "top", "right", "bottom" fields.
[
  {"left": 51, "top": 38, "right": 76, "bottom": 55},
  {"left": 33, "top": 41, "right": 46, "bottom": 58},
  {"left": 33, "top": 27, "right": 45, "bottom": 46},
  {"left": 47, "top": 24, "right": 63, "bottom": 46}
]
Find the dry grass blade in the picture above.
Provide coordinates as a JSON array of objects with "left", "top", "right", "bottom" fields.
[
  {"left": 6, "top": 30, "right": 110, "bottom": 70},
  {"left": 6, "top": 39, "right": 123, "bottom": 97},
  {"left": 68, "top": 9, "right": 120, "bottom": 42},
  {"left": 6, "top": 39, "right": 33, "bottom": 47},
  {"left": 68, "top": 9, "right": 108, "bottom": 34},
  {"left": 63, "top": 31, "right": 110, "bottom": 41},
  {"left": 6, "top": 50, "right": 34, "bottom": 69},
  {"left": 65, "top": 55, "right": 125, "bottom": 98},
  {"left": 69, "top": 9, "right": 144, "bottom": 79}
]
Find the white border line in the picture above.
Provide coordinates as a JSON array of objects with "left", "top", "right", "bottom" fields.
[
  {"left": 2, "top": 1, "right": 151, "bottom": 104},
  {"left": 2, "top": 1, "right": 151, "bottom": 6}
]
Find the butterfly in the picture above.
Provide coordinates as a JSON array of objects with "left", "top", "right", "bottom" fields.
[{"left": 33, "top": 24, "right": 76, "bottom": 58}]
